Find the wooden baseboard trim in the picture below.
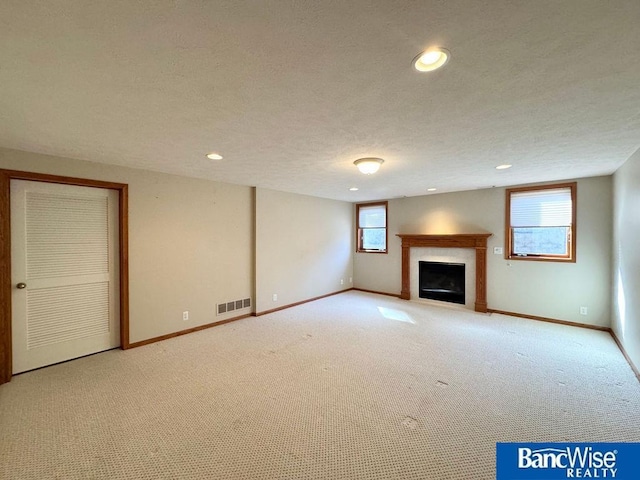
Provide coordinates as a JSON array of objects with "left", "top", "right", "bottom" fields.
[
  {"left": 608, "top": 329, "right": 640, "bottom": 383},
  {"left": 486, "top": 309, "right": 610, "bottom": 332},
  {"left": 254, "top": 289, "right": 353, "bottom": 316},
  {"left": 126, "top": 313, "right": 252, "bottom": 349},
  {"left": 488, "top": 309, "right": 639, "bottom": 383},
  {"left": 352, "top": 288, "right": 401, "bottom": 298}
]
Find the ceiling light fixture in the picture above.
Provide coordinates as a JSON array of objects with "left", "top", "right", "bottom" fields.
[
  {"left": 427, "top": 188, "right": 437, "bottom": 192},
  {"left": 495, "top": 164, "right": 512, "bottom": 170},
  {"left": 413, "top": 47, "right": 450, "bottom": 72},
  {"left": 349, "top": 187, "right": 359, "bottom": 191},
  {"left": 354, "top": 157, "right": 384, "bottom": 175},
  {"left": 206, "top": 152, "right": 223, "bottom": 160}
]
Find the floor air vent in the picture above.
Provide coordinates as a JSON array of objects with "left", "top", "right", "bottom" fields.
[{"left": 217, "top": 298, "right": 251, "bottom": 316}]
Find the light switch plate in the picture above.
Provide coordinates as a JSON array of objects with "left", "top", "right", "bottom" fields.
[{"left": 493, "top": 247, "right": 503, "bottom": 255}]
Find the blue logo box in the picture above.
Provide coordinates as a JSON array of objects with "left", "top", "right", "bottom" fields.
[{"left": 496, "top": 443, "right": 640, "bottom": 479}]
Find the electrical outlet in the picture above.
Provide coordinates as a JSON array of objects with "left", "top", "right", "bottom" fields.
[
  {"left": 183, "top": 311, "right": 189, "bottom": 321},
  {"left": 349, "top": 277, "right": 353, "bottom": 283},
  {"left": 272, "top": 294, "right": 278, "bottom": 302},
  {"left": 340, "top": 279, "right": 344, "bottom": 285},
  {"left": 579, "top": 306, "right": 588, "bottom": 316}
]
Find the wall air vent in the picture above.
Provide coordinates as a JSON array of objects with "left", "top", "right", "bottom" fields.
[{"left": 217, "top": 298, "right": 252, "bottom": 316}]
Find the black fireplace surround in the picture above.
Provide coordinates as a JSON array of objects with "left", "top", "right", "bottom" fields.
[{"left": 419, "top": 261, "right": 465, "bottom": 305}]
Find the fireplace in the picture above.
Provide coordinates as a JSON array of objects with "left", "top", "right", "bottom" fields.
[
  {"left": 397, "top": 234, "right": 491, "bottom": 313},
  {"left": 419, "top": 261, "right": 465, "bottom": 305}
]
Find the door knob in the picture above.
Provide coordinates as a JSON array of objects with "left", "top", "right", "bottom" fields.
[{"left": 16, "top": 282, "right": 26, "bottom": 289}]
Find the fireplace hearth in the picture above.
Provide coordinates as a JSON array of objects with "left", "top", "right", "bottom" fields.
[
  {"left": 396, "top": 234, "right": 491, "bottom": 312},
  {"left": 419, "top": 261, "right": 465, "bottom": 305}
]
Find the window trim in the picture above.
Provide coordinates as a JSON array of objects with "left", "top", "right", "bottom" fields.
[
  {"left": 356, "top": 201, "right": 388, "bottom": 254},
  {"left": 505, "top": 182, "right": 577, "bottom": 263}
]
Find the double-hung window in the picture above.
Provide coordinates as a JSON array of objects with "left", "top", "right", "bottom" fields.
[
  {"left": 506, "top": 182, "right": 576, "bottom": 262},
  {"left": 356, "top": 201, "right": 387, "bottom": 253}
]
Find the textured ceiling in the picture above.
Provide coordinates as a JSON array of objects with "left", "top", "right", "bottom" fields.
[{"left": 1, "top": 1, "right": 639, "bottom": 202}]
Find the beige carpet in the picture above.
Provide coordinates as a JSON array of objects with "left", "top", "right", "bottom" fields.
[{"left": 1, "top": 291, "right": 639, "bottom": 479}]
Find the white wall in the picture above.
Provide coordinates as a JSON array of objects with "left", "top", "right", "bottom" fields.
[
  {"left": 0, "top": 148, "right": 254, "bottom": 343},
  {"left": 2, "top": 146, "right": 619, "bottom": 349},
  {"left": 354, "top": 176, "right": 612, "bottom": 327},
  {"left": 255, "top": 188, "right": 353, "bottom": 314},
  {"left": 612, "top": 147, "right": 640, "bottom": 372}
]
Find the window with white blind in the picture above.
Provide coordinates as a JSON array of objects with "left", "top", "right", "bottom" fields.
[
  {"left": 506, "top": 183, "right": 576, "bottom": 261},
  {"left": 356, "top": 201, "right": 387, "bottom": 253}
]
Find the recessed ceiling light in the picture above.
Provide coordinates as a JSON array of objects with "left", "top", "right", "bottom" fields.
[
  {"left": 427, "top": 188, "right": 437, "bottom": 192},
  {"left": 349, "top": 187, "right": 359, "bottom": 191},
  {"left": 354, "top": 157, "right": 384, "bottom": 175},
  {"left": 413, "top": 47, "right": 450, "bottom": 72},
  {"left": 495, "top": 164, "right": 512, "bottom": 170},
  {"left": 206, "top": 152, "right": 223, "bottom": 160}
]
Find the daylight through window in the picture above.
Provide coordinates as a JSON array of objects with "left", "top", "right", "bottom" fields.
[
  {"left": 506, "top": 183, "right": 576, "bottom": 262},
  {"left": 356, "top": 202, "right": 387, "bottom": 253}
]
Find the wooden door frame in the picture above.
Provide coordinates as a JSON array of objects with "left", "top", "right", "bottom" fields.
[{"left": 0, "top": 169, "right": 130, "bottom": 385}]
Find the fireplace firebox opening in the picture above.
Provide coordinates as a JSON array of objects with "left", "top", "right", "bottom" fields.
[{"left": 419, "top": 261, "right": 465, "bottom": 305}]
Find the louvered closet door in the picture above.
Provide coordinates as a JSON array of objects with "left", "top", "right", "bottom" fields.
[{"left": 11, "top": 180, "right": 119, "bottom": 374}]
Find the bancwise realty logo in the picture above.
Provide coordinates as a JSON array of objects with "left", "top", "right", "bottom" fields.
[{"left": 496, "top": 443, "right": 640, "bottom": 479}]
